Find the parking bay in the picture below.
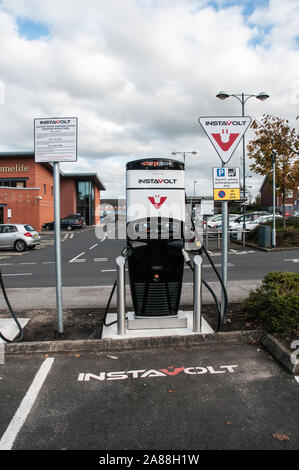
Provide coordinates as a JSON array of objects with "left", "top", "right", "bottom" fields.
[{"left": 0, "top": 343, "right": 299, "bottom": 450}]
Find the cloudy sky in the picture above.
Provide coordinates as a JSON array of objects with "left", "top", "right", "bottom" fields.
[{"left": 0, "top": 0, "right": 298, "bottom": 200}]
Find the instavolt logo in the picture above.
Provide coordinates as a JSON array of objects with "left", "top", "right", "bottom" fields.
[
  {"left": 78, "top": 364, "right": 239, "bottom": 382},
  {"left": 205, "top": 120, "right": 248, "bottom": 152},
  {"left": 40, "top": 119, "right": 71, "bottom": 125},
  {"left": 148, "top": 195, "right": 167, "bottom": 209},
  {"left": 138, "top": 178, "right": 177, "bottom": 184}
]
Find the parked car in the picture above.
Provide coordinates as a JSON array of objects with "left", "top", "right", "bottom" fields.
[
  {"left": 0, "top": 224, "right": 41, "bottom": 252},
  {"left": 67, "top": 213, "right": 86, "bottom": 226},
  {"left": 209, "top": 214, "right": 241, "bottom": 230},
  {"left": 230, "top": 214, "right": 283, "bottom": 238},
  {"left": 42, "top": 217, "right": 84, "bottom": 231},
  {"left": 229, "top": 211, "right": 270, "bottom": 230}
]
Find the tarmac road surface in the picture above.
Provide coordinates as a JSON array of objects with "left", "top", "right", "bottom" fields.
[{"left": 0, "top": 343, "right": 299, "bottom": 451}]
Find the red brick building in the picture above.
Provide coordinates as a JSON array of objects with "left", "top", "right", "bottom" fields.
[
  {"left": 0, "top": 152, "right": 105, "bottom": 230},
  {"left": 259, "top": 175, "right": 299, "bottom": 213}
]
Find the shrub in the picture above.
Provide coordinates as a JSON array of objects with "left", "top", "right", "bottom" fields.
[
  {"left": 247, "top": 222, "right": 299, "bottom": 246},
  {"left": 243, "top": 271, "right": 299, "bottom": 334}
]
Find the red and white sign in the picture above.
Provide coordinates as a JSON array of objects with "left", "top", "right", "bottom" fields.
[
  {"left": 126, "top": 168, "right": 185, "bottom": 222},
  {"left": 198, "top": 116, "right": 252, "bottom": 163},
  {"left": 127, "top": 189, "right": 185, "bottom": 222},
  {"left": 148, "top": 195, "right": 167, "bottom": 209}
]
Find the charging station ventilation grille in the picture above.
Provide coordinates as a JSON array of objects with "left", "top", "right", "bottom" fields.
[{"left": 133, "top": 281, "right": 182, "bottom": 317}]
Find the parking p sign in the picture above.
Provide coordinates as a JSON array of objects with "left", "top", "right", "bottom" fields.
[{"left": 213, "top": 167, "right": 240, "bottom": 200}]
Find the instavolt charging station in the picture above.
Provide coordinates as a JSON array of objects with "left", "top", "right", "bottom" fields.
[{"left": 102, "top": 158, "right": 220, "bottom": 339}]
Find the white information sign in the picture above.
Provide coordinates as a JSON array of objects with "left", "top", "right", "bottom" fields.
[
  {"left": 200, "top": 200, "right": 214, "bottom": 215},
  {"left": 213, "top": 167, "right": 240, "bottom": 189},
  {"left": 198, "top": 116, "right": 252, "bottom": 163},
  {"left": 34, "top": 117, "right": 78, "bottom": 163}
]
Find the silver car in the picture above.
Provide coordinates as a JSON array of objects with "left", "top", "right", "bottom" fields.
[{"left": 0, "top": 224, "right": 41, "bottom": 252}]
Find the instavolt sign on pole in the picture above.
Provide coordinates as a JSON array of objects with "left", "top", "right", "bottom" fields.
[
  {"left": 34, "top": 117, "right": 78, "bottom": 333},
  {"left": 198, "top": 116, "right": 251, "bottom": 323}
]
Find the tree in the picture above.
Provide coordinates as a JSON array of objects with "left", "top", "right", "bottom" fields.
[{"left": 247, "top": 114, "right": 299, "bottom": 227}]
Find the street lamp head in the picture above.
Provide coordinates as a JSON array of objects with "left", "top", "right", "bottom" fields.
[
  {"left": 256, "top": 92, "right": 270, "bottom": 101},
  {"left": 216, "top": 91, "right": 230, "bottom": 100},
  {"left": 191, "top": 151, "right": 197, "bottom": 155}
]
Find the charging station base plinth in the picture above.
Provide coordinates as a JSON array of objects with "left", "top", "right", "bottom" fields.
[
  {"left": 127, "top": 311, "right": 187, "bottom": 330},
  {"left": 101, "top": 312, "right": 214, "bottom": 339}
]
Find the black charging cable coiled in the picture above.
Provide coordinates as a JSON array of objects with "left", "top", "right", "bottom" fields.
[{"left": 0, "top": 269, "right": 24, "bottom": 343}]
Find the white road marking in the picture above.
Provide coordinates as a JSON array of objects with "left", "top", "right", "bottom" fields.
[
  {"left": 20, "top": 262, "right": 36, "bottom": 265},
  {"left": 284, "top": 259, "right": 299, "bottom": 263},
  {"left": 89, "top": 244, "right": 98, "bottom": 250},
  {"left": 70, "top": 234, "right": 74, "bottom": 239},
  {"left": 0, "top": 263, "right": 13, "bottom": 266},
  {"left": 2, "top": 273, "right": 32, "bottom": 277},
  {"left": 0, "top": 357, "right": 54, "bottom": 450},
  {"left": 43, "top": 261, "right": 55, "bottom": 264},
  {"left": 69, "top": 252, "right": 86, "bottom": 263},
  {"left": 101, "top": 269, "right": 117, "bottom": 272},
  {"left": 94, "top": 258, "right": 108, "bottom": 262},
  {"left": 64, "top": 234, "right": 68, "bottom": 239},
  {"left": 294, "top": 376, "right": 299, "bottom": 384}
]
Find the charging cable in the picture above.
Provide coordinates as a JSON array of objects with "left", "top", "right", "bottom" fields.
[
  {"left": 184, "top": 196, "right": 228, "bottom": 331},
  {"left": 0, "top": 269, "right": 24, "bottom": 343},
  {"left": 182, "top": 248, "right": 222, "bottom": 332},
  {"left": 103, "top": 246, "right": 129, "bottom": 328}
]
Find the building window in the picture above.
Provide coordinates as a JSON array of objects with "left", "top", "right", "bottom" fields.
[
  {"left": 44, "top": 184, "right": 46, "bottom": 194},
  {"left": 77, "top": 180, "right": 94, "bottom": 225},
  {"left": 51, "top": 186, "right": 53, "bottom": 196},
  {"left": 0, "top": 179, "right": 27, "bottom": 187}
]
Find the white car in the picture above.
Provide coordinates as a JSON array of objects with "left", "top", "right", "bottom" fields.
[
  {"left": 210, "top": 214, "right": 241, "bottom": 230},
  {"left": 0, "top": 224, "right": 41, "bottom": 251},
  {"left": 230, "top": 215, "right": 283, "bottom": 238},
  {"left": 229, "top": 211, "right": 270, "bottom": 230}
]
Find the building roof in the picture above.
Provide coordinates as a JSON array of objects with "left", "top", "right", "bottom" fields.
[
  {"left": 0, "top": 151, "right": 106, "bottom": 191},
  {"left": 60, "top": 172, "right": 106, "bottom": 191}
]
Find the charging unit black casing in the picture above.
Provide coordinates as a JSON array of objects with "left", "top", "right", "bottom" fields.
[{"left": 126, "top": 158, "right": 185, "bottom": 317}]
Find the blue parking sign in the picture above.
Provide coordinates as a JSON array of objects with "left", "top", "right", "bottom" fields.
[{"left": 217, "top": 168, "right": 225, "bottom": 177}]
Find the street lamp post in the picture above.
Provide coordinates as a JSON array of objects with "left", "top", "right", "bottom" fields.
[
  {"left": 172, "top": 151, "right": 197, "bottom": 167},
  {"left": 272, "top": 152, "right": 277, "bottom": 247},
  {"left": 216, "top": 91, "right": 269, "bottom": 247},
  {"left": 193, "top": 180, "right": 197, "bottom": 197}
]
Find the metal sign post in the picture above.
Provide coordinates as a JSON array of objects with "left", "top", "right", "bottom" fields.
[
  {"left": 199, "top": 116, "right": 251, "bottom": 325},
  {"left": 53, "top": 162, "right": 63, "bottom": 333},
  {"left": 34, "top": 117, "right": 78, "bottom": 334}
]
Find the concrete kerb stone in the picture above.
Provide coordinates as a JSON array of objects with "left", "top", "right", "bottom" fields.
[
  {"left": 4, "top": 329, "right": 298, "bottom": 375},
  {"left": 260, "top": 332, "right": 299, "bottom": 375}
]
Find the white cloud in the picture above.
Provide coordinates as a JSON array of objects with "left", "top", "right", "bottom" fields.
[{"left": 0, "top": 0, "right": 298, "bottom": 199}]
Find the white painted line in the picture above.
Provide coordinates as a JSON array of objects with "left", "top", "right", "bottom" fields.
[
  {"left": 94, "top": 258, "right": 108, "bottom": 262},
  {"left": 295, "top": 376, "right": 299, "bottom": 384},
  {"left": 203, "top": 263, "right": 234, "bottom": 268},
  {"left": 64, "top": 234, "right": 68, "bottom": 239},
  {"left": 101, "top": 269, "right": 117, "bottom": 272},
  {"left": 284, "top": 259, "right": 299, "bottom": 263},
  {"left": 70, "top": 234, "right": 74, "bottom": 239},
  {"left": 2, "top": 273, "right": 32, "bottom": 277},
  {"left": 0, "top": 357, "right": 54, "bottom": 450},
  {"left": 20, "top": 262, "right": 36, "bottom": 265},
  {"left": 69, "top": 252, "right": 86, "bottom": 263},
  {"left": 43, "top": 261, "right": 55, "bottom": 264},
  {"left": 89, "top": 244, "right": 98, "bottom": 250},
  {"left": 99, "top": 234, "right": 107, "bottom": 243},
  {"left": 0, "top": 263, "right": 13, "bottom": 266}
]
